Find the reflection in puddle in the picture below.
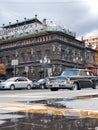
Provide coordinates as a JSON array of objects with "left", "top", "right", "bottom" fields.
[
  {"left": 0, "top": 112, "right": 98, "bottom": 130},
  {"left": 0, "top": 95, "right": 98, "bottom": 130}
]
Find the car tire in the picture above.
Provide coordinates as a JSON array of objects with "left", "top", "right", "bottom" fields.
[
  {"left": 40, "top": 85, "right": 45, "bottom": 89},
  {"left": 10, "top": 85, "right": 15, "bottom": 90},
  {"left": 92, "top": 82, "right": 96, "bottom": 89},
  {"left": 72, "top": 83, "right": 80, "bottom": 90},
  {"left": 50, "top": 88, "right": 58, "bottom": 91},
  {"left": 27, "top": 85, "right": 31, "bottom": 90}
]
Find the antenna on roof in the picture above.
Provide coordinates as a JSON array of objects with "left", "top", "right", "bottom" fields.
[
  {"left": 35, "top": 14, "right": 37, "bottom": 19},
  {"left": 35, "top": 14, "right": 37, "bottom": 27}
]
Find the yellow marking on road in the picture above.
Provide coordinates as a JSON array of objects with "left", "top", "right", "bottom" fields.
[{"left": 0, "top": 102, "right": 98, "bottom": 118}]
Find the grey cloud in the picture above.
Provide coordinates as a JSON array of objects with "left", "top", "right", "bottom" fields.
[{"left": 0, "top": 0, "right": 98, "bottom": 38}]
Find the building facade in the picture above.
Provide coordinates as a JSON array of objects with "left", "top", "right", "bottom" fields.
[
  {"left": 83, "top": 36, "right": 98, "bottom": 49},
  {"left": 83, "top": 36, "right": 98, "bottom": 75},
  {"left": 0, "top": 16, "right": 97, "bottom": 80}
]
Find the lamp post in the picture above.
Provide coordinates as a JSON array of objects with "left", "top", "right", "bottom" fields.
[
  {"left": 73, "top": 56, "right": 83, "bottom": 68},
  {"left": 73, "top": 56, "right": 79, "bottom": 68},
  {"left": 40, "top": 56, "right": 51, "bottom": 77}
]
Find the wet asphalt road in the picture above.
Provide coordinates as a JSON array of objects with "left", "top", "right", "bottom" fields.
[{"left": 0, "top": 88, "right": 98, "bottom": 130}]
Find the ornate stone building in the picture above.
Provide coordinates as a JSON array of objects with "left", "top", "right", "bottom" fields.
[{"left": 0, "top": 16, "right": 96, "bottom": 80}]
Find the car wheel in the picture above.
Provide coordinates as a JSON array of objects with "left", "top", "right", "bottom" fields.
[
  {"left": 92, "top": 82, "right": 96, "bottom": 89},
  {"left": 40, "top": 85, "right": 45, "bottom": 89},
  {"left": 27, "top": 85, "right": 31, "bottom": 90},
  {"left": 10, "top": 85, "right": 15, "bottom": 90},
  {"left": 72, "top": 83, "right": 80, "bottom": 90},
  {"left": 50, "top": 88, "right": 58, "bottom": 91}
]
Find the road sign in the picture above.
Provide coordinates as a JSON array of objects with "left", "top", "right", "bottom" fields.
[{"left": 11, "top": 59, "right": 18, "bottom": 66}]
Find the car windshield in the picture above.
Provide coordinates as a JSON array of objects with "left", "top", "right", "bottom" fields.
[
  {"left": 38, "top": 79, "right": 44, "bottom": 83},
  {"left": 61, "top": 70, "right": 79, "bottom": 76},
  {"left": 6, "top": 78, "right": 16, "bottom": 82},
  {"left": 56, "top": 76, "right": 67, "bottom": 80},
  {"left": 49, "top": 76, "right": 67, "bottom": 81}
]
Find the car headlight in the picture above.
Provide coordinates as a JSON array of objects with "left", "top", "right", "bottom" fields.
[{"left": 66, "top": 78, "right": 73, "bottom": 84}]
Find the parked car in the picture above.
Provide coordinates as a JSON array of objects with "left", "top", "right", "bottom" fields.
[
  {"left": 0, "top": 80, "right": 5, "bottom": 87},
  {"left": 33, "top": 78, "right": 48, "bottom": 89},
  {"left": 46, "top": 76, "right": 74, "bottom": 91},
  {"left": 61, "top": 68, "right": 98, "bottom": 90},
  {"left": 0, "top": 80, "right": 4, "bottom": 83},
  {"left": 47, "top": 69, "right": 98, "bottom": 91},
  {"left": 0, "top": 77, "right": 33, "bottom": 90}
]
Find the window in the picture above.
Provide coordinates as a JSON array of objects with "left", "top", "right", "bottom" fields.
[
  {"left": 61, "top": 49, "right": 65, "bottom": 60},
  {"left": 45, "top": 49, "right": 50, "bottom": 57},
  {"left": 27, "top": 51, "right": 32, "bottom": 61},
  {"left": 0, "top": 57, "right": 2, "bottom": 63},
  {"left": 20, "top": 53, "right": 25, "bottom": 62},
  {"left": 37, "top": 51, "right": 41, "bottom": 60}
]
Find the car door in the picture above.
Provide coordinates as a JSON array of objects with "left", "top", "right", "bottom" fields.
[
  {"left": 78, "top": 78, "right": 93, "bottom": 88},
  {"left": 15, "top": 78, "right": 26, "bottom": 88},
  {"left": 79, "top": 70, "right": 93, "bottom": 88},
  {"left": 18, "top": 78, "right": 28, "bottom": 88},
  {"left": 21, "top": 78, "right": 28, "bottom": 88},
  {"left": 14, "top": 78, "right": 22, "bottom": 88}
]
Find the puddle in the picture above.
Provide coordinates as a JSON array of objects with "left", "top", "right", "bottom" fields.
[
  {"left": 0, "top": 112, "right": 98, "bottom": 130},
  {"left": 0, "top": 95, "right": 98, "bottom": 130},
  {"left": 19, "top": 98, "right": 73, "bottom": 108},
  {"left": 74, "top": 94, "right": 98, "bottom": 100}
]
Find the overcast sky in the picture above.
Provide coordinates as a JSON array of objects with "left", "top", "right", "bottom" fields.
[{"left": 0, "top": 0, "right": 98, "bottom": 39}]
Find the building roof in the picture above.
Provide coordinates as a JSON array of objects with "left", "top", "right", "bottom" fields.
[{"left": 2, "top": 18, "right": 42, "bottom": 29}]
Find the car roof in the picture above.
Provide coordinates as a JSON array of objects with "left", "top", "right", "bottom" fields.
[
  {"left": 63, "top": 68, "right": 92, "bottom": 71},
  {"left": 7, "top": 77, "right": 28, "bottom": 80},
  {"left": 49, "top": 76, "right": 67, "bottom": 79}
]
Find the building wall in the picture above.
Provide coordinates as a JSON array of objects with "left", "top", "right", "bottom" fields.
[
  {"left": 0, "top": 16, "right": 97, "bottom": 80},
  {"left": 0, "top": 31, "right": 86, "bottom": 80},
  {"left": 83, "top": 36, "right": 98, "bottom": 49}
]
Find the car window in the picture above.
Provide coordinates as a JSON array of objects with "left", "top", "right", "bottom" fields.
[
  {"left": 49, "top": 77, "right": 66, "bottom": 81},
  {"left": 6, "top": 78, "right": 15, "bottom": 82},
  {"left": 61, "top": 70, "right": 79, "bottom": 76},
  {"left": 80, "top": 71, "right": 87, "bottom": 76},
  {"left": 56, "top": 77, "right": 66, "bottom": 80},
  {"left": 79, "top": 70, "right": 94, "bottom": 76},
  {"left": 49, "top": 77, "right": 56, "bottom": 81},
  {"left": 22, "top": 78, "right": 27, "bottom": 81},
  {"left": 86, "top": 71, "right": 91, "bottom": 76},
  {"left": 16, "top": 78, "right": 27, "bottom": 82},
  {"left": 89, "top": 72, "right": 94, "bottom": 76},
  {"left": 38, "top": 79, "right": 44, "bottom": 82}
]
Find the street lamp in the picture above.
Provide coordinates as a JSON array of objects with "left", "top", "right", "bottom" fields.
[
  {"left": 73, "top": 56, "right": 83, "bottom": 68},
  {"left": 73, "top": 56, "right": 79, "bottom": 68},
  {"left": 40, "top": 56, "right": 51, "bottom": 77}
]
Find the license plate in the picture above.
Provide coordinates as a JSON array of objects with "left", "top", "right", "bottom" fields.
[{"left": 53, "top": 84, "right": 59, "bottom": 87}]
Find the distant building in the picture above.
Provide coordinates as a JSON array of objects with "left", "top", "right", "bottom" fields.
[
  {"left": 0, "top": 15, "right": 97, "bottom": 80},
  {"left": 83, "top": 36, "right": 98, "bottom": 49},
  {"left": 83, "top": 36, "right": 98, "bottom": 75}
]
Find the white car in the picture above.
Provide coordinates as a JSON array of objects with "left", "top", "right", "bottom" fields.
[{"left": 0, "top": 77, "right": 33, "bottom": 90}]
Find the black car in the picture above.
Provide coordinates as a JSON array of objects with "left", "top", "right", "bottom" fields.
[
  {"left": 47, "top": 69, "right": 98, "bottom": 91},
  {"left": 33, "top": 78, "right": 48, "bottom": 89},
  {"left": 47, "top": 76, "right": 74, "bottom": 91}
]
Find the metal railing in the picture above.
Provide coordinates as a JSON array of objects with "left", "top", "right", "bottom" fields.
[{"left": 0, "top": 25, "right": 76, "bottom": 42}]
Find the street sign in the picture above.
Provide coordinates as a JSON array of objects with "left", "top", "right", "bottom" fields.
[
  {"left": 25, "top": 66, "right": 29, "bottom": 73},
  {"left": 11, "top": 59, "right": 18, "bottom": 66}
]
